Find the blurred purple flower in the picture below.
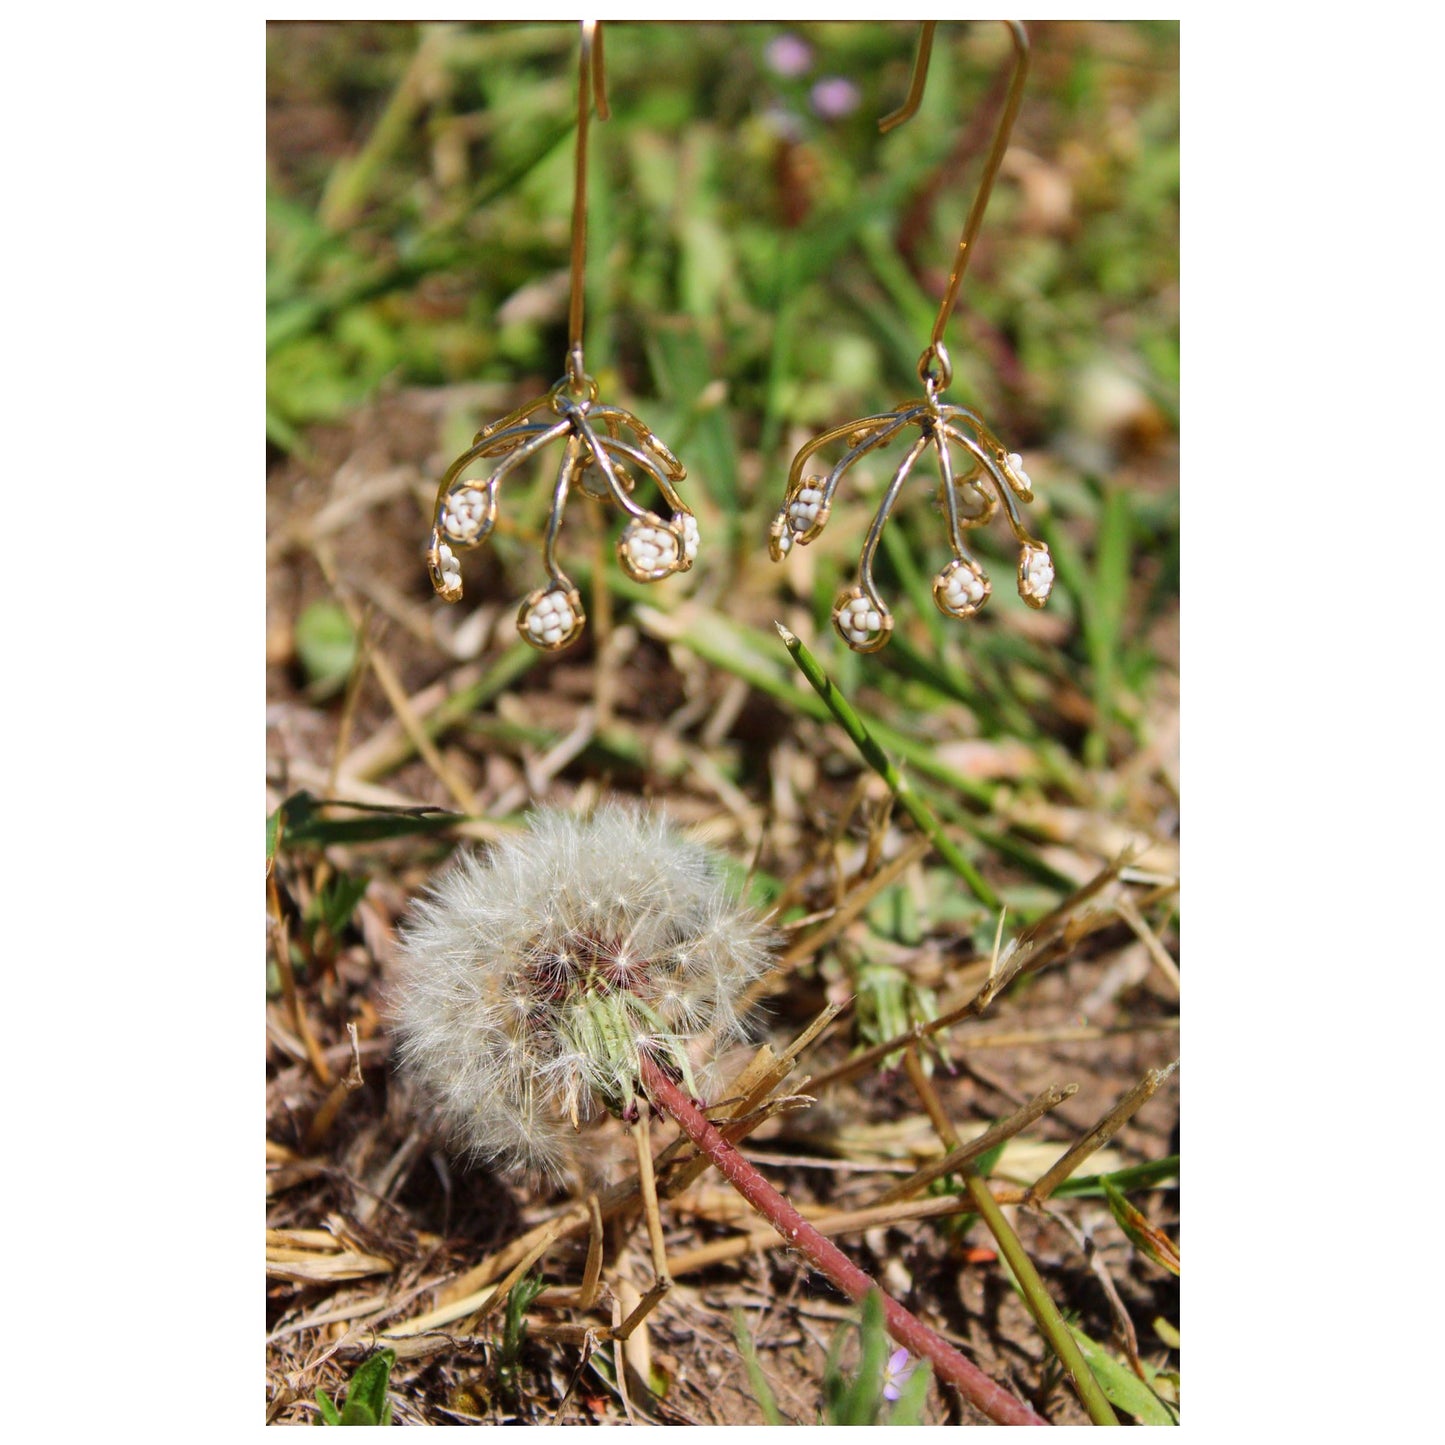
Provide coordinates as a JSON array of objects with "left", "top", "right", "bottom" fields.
[
  {"left": 765, "top": 34, "right": 814, "bottom": 78},
  {"left": 810, "top": 76, "right": 861, "bottom": 120},
  {"left": 883, "top": 1346, "right": 916, "bottom": 1402}
]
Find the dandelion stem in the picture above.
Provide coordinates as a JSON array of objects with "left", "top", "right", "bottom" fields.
[{"left": 639, "top": 1054, "right": 1048, "bottom": 1426}]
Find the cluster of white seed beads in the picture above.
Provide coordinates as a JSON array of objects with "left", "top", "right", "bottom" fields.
[
  {"left": 617, "top": 517, "right": 682, "bottom": 583},
  {"left": 1003, "top": 452, "right": 1034, "bottom": 497},
  {"left": 954, "top": 477, "right": 996, "bottom": 524},
  {"left": 786, "top": 481, "right": 825, "bottom": 538},
  {"left": 518, "top": 587, "right": 583, "bottom": 650},
  {"left": 441, "top": 486, "right": 492, "bottom": 544},
  {"left": 679, "top": 513, "right": 700, "bottom": 567},
  {"left": 834, "top": 591, "right": 891, "bottom": 650},
  {"left": 934, "top": 558, "right": 990, "bottom": 618},
  {"left": 1017, "top": 543, "right": 1055, "bottom": 607},
  {"left": 435, "top": 542, "right": 462, "bottom": 597},
  {"left": 392, "top": 805, "right": 775, "bottom": 1180}
]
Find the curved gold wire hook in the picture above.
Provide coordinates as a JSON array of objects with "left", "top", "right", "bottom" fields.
[
  {"left": 567, "top": 20, "right": 611, "bottom": 385},
  {"left": 879, "top": 21, "right": 1030, "bottom": 376}
]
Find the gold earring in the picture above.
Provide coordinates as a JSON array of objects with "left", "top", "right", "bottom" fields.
[
  {"left": 769, "top": 21, "right": 1051, "bottom": 654},
  {"left": 425, "top": 20, "right": 698, "bottom": 652}
]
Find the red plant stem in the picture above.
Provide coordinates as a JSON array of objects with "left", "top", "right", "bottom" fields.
[{"left": 640, "top": 1056, "right": 1049, "bottom": 1426}]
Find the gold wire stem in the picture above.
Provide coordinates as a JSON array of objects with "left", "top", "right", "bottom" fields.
[
  {"left": 789, "top": 410, "right": 917, "bottom": 500},
  {"left": 877, "top": 20, "right": 936, "bottom": 134},
  {"left": 882, "top": 20, "right": 1030, "bottom": 367},
  {"left": 442, "top": 416, "right": 570, "bottom": 500},
  {"left": 933, "top": 425, "right": 970, "bottom": 561},
  {"left": 543, "top": 440, "right": 583, "bottom": 588},
  {"left": 567, "top": 20, "right": 610, "bottom": 382},
  {"left": 857, "top": 432, "right": 929, "bottom": 609}
]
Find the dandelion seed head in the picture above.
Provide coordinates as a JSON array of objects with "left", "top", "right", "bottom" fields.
[{"left": 392, "top": 804, "right": 774, "bottom": 1181}]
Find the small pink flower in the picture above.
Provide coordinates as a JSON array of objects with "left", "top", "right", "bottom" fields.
[
  {"left": 811, "top": 77, "right": 861, "bottom": 120},
  {"left": 883, "top": 1346, "right": 916, "bottom": 1401},
  {"left": 765, "top": 34, "right": 813, "bottom": 78}
]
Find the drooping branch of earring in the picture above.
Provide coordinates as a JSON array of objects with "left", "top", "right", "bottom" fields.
[
  {"left": 427, "top": 369, "right": 698, "bottom": 652},
  {"left": 769, "top": 342, "right": 1052, "bottom": 654}
]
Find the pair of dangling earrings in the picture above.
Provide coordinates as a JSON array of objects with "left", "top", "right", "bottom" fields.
[{"left": 426, "top": 20, "right": 1054, "bottom": 656}]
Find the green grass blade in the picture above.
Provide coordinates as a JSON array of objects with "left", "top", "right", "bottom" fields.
[
  {"left": 730, "top": 1309, "right": 786, "bottom": 1426},
  {"left": 776, "top": 623, "right": 1000, "bottom": 909}
]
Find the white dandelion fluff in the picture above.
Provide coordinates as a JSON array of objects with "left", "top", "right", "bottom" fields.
[{"left": 391, "top": 804, "right": 774, "bottom": 1180}]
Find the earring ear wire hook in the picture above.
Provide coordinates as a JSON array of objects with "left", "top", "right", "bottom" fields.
[
  {"left": 567, "top": 19, "right": 611, "bottom": 388},
  {"left": 880, "top": 21, "right": 1030, "bottom": 387}
]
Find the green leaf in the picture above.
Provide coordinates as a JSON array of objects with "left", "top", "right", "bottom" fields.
[
  {"left": 265, "top": 402, "right": 309, "bottom": 458},
  {"left": 316, "top": 871, "right": 371, "bottom": 938},
  {"left": 852, "top": 1289, "right": 891, "bottom": 1425},
  {"left": 272, "top": 791, "right": 461, "bottom": 849},
  {"left": 1069, "top": 1328, "right": 1177, "bottom": 1425},
  {"left": 731, "top": 1309, "right": 786, "bottom": 1426},
  {"left": 317, "top": 1347, "right": 396, "bottom": 1425},
  {"left": 1103, "top": 1178, "right": 1180, "bottom": 1276},
  {"left": 973, "top": 1136, "right": 1009, "bottom": 1178},
  {"left": 343, "top": 1348, "right": 396, "bottom": 1426},
  {"left": 499, "top": 1269, "right": 547, "bottom": 1403},
  {"left": 646, "top": 322, "right": 740, "bottom": 522},
  {"left": 1055, "top": 1154, "right": 1179, "bottom": 1198},
  {"left": 824, "top": 1290, "right": 890, "bottom": 1425},
  {"left": 294, "top": 601, "right": 359, "bottom": 699}
]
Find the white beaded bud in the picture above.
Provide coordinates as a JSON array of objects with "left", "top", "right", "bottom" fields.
[
  {"left": 441, "top": 485, "right": 495, "bottom": 545},
  {"left": 518, "top": 586, "right": 585, "bottom": 651},
  {"left": 617, "top": 517, "right": 683, "bottom": 583},
  {"left": 1004, "top": 452, "right": 1034, "bottom": 499},
  {"left": 954, "top": 478, "right": 997, "bottom": 526},
  {"left": 932, "top": 558, "right": 991, "bottom": 619},
  {"left": 1017, "top": 543, "right": 1054, "bottom": 607},
  {"left": 678, "top": 513, "right": 700, "bottom": 567},
  {"left": 769, "top": 477, "right": 830, "bottom": 562},
  {"left": 430, "top": 540, "right": 463, "bottom": 601},
  {"left": 833, "top": 589, "right": 893, "bottom": 652},
  {"left": 787, "top": 482, "right": 825, "bottom": 537}
]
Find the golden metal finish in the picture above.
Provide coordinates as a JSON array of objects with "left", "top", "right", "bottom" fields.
[
  {"left": 769, "top": 20, "right": 1051, "bottom": 654},
  {"left": 426, "top": 20, "right": 696, "bottom": 652}
]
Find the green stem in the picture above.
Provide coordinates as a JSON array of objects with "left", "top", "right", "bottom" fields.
[
  {"left": 964, "top": 1175, "right": 1120, "bottom": 1426},
  {"left": 776, "top": 623, "right": 1000, "bottom": 909},
  {"left": 636, "top": 602, "right": 995, "bottom": 804}
]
